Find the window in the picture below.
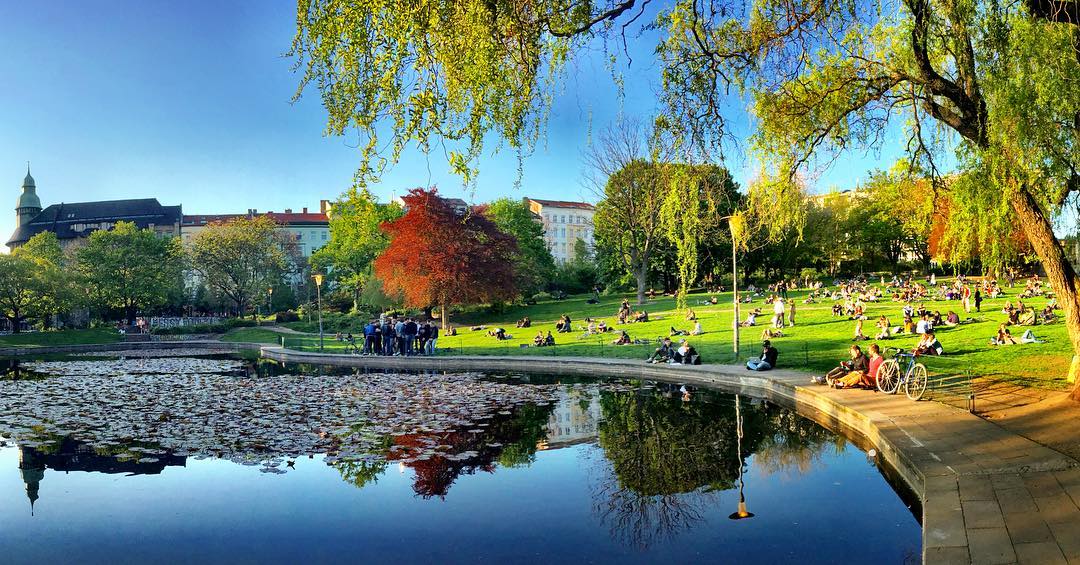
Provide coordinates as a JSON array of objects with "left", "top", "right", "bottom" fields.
[
  {"left": 296, "top": 232, "right": 302, "bottom": 240},
  {"left": 321, "top": 231, "right": 327, "bottom": 240}
]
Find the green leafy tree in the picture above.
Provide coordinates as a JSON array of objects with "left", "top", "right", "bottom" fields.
[
  {"left": 0, "top": 254, "right": 41, "bottom": 332},
  {"left": 486, "top": 198, "right": 557, "bottom": 296},
  {"left": 76, "top": 222, "right": 185, "bottom": 325},
  {"left": 189, "top": 216, "right": 288, "bottom": 317},
  {"left": 310, "top": 188, "right": 403, "bottom": 311},
  {"left": 292, "top": 0, "right": 1080, "bottom": 395}
]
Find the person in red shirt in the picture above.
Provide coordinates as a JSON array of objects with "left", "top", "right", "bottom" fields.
[{"left": 866, "top": 344, "right": 884, "bottom": 388}]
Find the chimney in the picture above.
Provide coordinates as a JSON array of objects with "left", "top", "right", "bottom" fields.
[
  {"left": 320, "top": 199, "right": 330, "bottom": 214},
  {"left": 302, "top": 207, "right": 308, "bottom": 214},
  {"left": 285, "top": 208, "right": 292, "bottom": 214}
]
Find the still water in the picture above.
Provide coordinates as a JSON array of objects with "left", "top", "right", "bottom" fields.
[{"left": 0, "top": 354, "right": 920, "bottom": 563}]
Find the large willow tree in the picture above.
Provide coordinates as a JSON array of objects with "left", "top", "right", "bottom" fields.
[{"left": 292, "top": 0, "right": 1080, "bottom": 395}]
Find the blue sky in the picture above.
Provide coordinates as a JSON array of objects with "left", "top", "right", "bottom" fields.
[{"left": 0, "top": 0, "right": 910, "bottom": 242}]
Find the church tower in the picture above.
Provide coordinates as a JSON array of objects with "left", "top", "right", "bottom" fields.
[{"left": 16, "top": 163, "right": 42, "bottom": 228}]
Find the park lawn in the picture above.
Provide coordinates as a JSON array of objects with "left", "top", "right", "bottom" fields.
[
  {"left": 0, "top": 328, "right": 123, "bottom": 348},
  {"left": 221, "top": 328, "right": 285, "bottom": 344},
  {"left": 433, "top": 285, "right": 1072, "bottom": 392}
]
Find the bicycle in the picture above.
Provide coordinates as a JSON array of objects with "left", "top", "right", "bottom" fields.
[{"left": 876, "top": 347, "right": 929, "bottom": 400}]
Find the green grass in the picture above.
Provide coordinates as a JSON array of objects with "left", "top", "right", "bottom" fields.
[
  {"left": 0, "top": 328, "right": 123, "bottom": 348},
  {"left": 281, "top": 283, "right": 1071, "bottom": 392},
  {"left": 220, "top": 328, "right": 285, "bottom": 344}
]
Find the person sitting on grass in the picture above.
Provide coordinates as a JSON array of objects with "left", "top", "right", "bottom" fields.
[
  {"left": 673, "top": 340, "right": 702, "bottom": 365},
  {"left": 931, "top": 311, "right": 944, "bottom": 327},
  {"left": 852, "top": 318, "right": 867, "bottom": 341},
  {"left": 555, "top": 314, "right": 573, "bottom": 333},
  {"left": 823, "top": 344, "right": 869, "bottom": 388},
  {"left": 915, "top": 332, "right": 943, "bottom": 355},
  {"left": 1041, "top": 305, "right": 1056, "bottom": 324},
  {"left": 516, "top": 316, "right": 531, "bottom": 328},
  {"left": 686, "top": 308, "right": 697, "bottom": 321},
  {"left": 345, "top": 333, "right": 359, "bottom": 354},
  {"left": 634, "top": 310, "right": 650, "bottom": 323},
  {"left": 740, "top": 309, "right": 760, "bottom": 327},
  {"left": 831, "top": 303, "right": 843, "bottom": 317},
  {"left": 875, "top": 315, "right": 891, "bottom": 340},
  {"left": 488, "top": 327, "right": 511, "bottom": 340},
  {"left": 670, "top": 326, "right": 689, "bottom": 337},
  {"left": 533, "top": 331, "right": 545, "bottom": 346},
  {"left": 991, "top": 323, "right": 1019, "bottom": 345},
  {"left": 1018, "top": 308, "right": 1037, "bottom": 326},
  {"left": 746, "top": 340, "right": 779, "bottom": 371},
  {"left": 544, "top": 331, "right": 555, "bottom": 346},
  {"left": 613, "top": 330, "right": 632, "bottom": 345},
  {"left": 690, "top": 320, "right": 703, "bottom": 335},
  {"left": 597, "top": 320, "right": 609, "bottom": 333},
  {"left": 945, "top": 311, "right": 960, "bottom": 326},
  {"left": 710, "top": 296, "right": 719, "bottom": 304},
  {"left": 648, "top": 337, "right": 674, "bottom": 363}
]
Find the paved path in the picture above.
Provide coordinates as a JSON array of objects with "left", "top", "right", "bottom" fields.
[{"left": 260, "top": 348, "right": 1080, "bottom": 565}]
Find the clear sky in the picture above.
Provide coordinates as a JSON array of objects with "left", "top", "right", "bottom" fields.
[{"left": 0, "top": 0, "right": 911, "bottom": 243}]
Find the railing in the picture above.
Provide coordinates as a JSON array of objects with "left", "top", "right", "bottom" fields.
[{"left": 149, "top": 316, "right": 226, "bottom": 329}]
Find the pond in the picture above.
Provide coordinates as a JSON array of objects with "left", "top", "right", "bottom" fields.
[{"left": 0, "top": 354, "right": 921, "bottom": 564}]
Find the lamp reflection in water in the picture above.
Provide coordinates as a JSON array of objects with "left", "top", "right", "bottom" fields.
[{"left": 728, "top": 394, "right": 755, "bottom": 521}]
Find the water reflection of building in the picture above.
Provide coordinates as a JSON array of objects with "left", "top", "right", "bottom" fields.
[
  {"left": 16, "top": 437, "right": 187, "bottom": 515},
  {"left": 539, "top": 386, "right": 601, "bottom": 449}
]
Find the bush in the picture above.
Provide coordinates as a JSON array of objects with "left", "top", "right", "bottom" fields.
[{"left": 275, "top": 311, "right": 300, "bottom": 323}]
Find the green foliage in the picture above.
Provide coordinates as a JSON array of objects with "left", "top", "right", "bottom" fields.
[
  {"left": 189, "top": 216, "right": 288, "bottom": 317},
  {"left": 75, "top": 222, "right": 185, "bottom": 324},
  {"left": 310, "top": 188, "right": 402, "bottom": 310},
  {"left": 486, "top": 198, "right": 557, "bottom": 296}
]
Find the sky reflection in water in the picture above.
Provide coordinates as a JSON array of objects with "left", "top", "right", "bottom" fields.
[{"left": 0, "top": 357, "right": 921, "bottom": 564}]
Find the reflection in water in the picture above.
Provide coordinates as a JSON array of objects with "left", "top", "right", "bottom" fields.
[
  {"left": 0, "top": 357, "right": 912, "bottom": 560},
  {"left": 587, "top": 384, "right": 836, "bottom": 549},
  {"left": 16, "top": 436, "right": 186, "bottom": 515}
]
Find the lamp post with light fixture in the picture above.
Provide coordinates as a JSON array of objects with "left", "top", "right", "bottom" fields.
[{"left": 313, "top": 274, "right": 324, "bottom": 351}]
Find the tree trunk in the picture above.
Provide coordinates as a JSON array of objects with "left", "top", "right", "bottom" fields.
[
  {"left": 440, "top": 300, "right": 449, "bottom": 329},
  {"left": 9, "top": 311, "right": 19, "bottom": 334},
  {"left": 635, "top": 266, "right": 648, "bottom": 305},
  {"left": 1008, "top": 188, "right": 1080, "bottom": 400},
  {"left": 126, "top": 305, "right": 136, "bottom": 326}
]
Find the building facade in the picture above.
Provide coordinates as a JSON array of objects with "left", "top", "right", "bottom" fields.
[
  {"left": 524, "top": 198, "right": 595, "bottom": 263},
  {"left": 7, "top": 167, "right": 181, "bottom": 251},
  {"left": 181, "top": 201, "right": 331, "bottom": 259}
]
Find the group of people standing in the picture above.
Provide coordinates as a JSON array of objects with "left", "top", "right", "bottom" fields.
[{"left": 347, "top": 317, "right": 440, "bottom": 356}]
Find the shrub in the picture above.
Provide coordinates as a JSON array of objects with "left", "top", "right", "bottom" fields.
[{"left": 275, "top": 311, "right": 300, "bottom": 323}]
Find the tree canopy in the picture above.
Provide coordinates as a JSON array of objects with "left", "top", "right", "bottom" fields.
[
  {"left": 486, "top": 197, "right": 557, "bottom": 296},
  {"left": 374, "top": 188, "right": 519, "bottom": 327},
  {"left": 189, "top": 216, "right": 289, "bottom": 317},
  {"left": 75, "top": 222, "right": 185, "bottom": 325}
]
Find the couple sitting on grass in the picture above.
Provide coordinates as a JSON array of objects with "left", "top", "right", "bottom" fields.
[
  {"left": 817, "top": 343, "right": 884, "bottom": 389},
  {"left": 647, "top": 337, "right": 702, "bottom": 365}
]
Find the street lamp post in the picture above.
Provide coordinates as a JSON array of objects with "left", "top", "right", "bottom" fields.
[
  {"left": 313, "top": 274, "right": 324, "bottom": 352},
  {"left": 268, "top": 286, "right": 274, "bottom": 320},
  {"left": 723, "top": 215, "right": 743, "bottom": 357},
  {"left": 728, "top": 394, "right": 755, "bottom": 521}
]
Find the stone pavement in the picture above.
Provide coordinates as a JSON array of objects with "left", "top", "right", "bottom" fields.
[{"left": 259, "top": 347, "right": 1080, "bottom": 564}]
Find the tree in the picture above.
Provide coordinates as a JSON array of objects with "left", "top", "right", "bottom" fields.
[
  {"left": 594, "top": 159, "right": 668, "bottom": 304},
  {"left": 310, "top": 188, "right": 403, "bottom": 311},
  {"left": 293, "top": 0, "right": 1080, "bottom": 396},
  {"left": 76, "top": 221, "right": 185, "bottom": 325},
  {"left": 374, "top": 188, "right": 518, "bottom": 327},
  {"left": 0, "top": 254, "right": 40, "bottom": 332},
  {"left": 189, "top": 216, "right": 288, "bottom": 317},
  {"left": 486, "top": 198, "right": 556, "bottom": 296}
]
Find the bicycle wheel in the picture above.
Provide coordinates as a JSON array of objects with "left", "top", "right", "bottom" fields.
[
  {"left": 905, "top": 363, "right": 928, "bottom": 401},
  {"left": 877, "top": 360, "right": 900, "bottom": 394}
]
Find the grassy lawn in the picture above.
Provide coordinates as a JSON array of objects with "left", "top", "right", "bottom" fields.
[
  {"left": 221, "top": 328, "right": 285, "bottom": 344},
  {"left": 0, "top": 328, "right": 123, "bottom": 348},
  {"left": 280, "top": 282, "right": 1071, "bottom": 393}
]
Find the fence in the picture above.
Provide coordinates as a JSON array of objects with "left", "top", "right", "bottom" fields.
[{"left": 149, "top": 316, "right": 226, "bottom": 329}]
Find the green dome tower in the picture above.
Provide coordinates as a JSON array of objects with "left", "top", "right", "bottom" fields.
[{"left": 16, "top": 163, "right": 42, "bottom": 228}]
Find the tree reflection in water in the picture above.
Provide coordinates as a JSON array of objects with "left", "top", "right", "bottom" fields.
[
  {"left": 588, "top": 385, "right": 837, "bottom": 550},
  {"left": 331, "top": 402, "right": 554, "bottom": 498}
]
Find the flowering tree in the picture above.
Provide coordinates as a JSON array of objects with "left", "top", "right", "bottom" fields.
[{"left": 374, "top": 188, "right": 518, "bottom": 327}]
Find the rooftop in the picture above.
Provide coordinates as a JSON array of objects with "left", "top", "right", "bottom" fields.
[{"left": 525, "top": 198, "right": 595, "bottom": 211}]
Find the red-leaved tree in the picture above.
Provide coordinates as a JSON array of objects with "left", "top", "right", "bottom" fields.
[{"left": 374, "top": 188, "right": 518, "bottom": 327}]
